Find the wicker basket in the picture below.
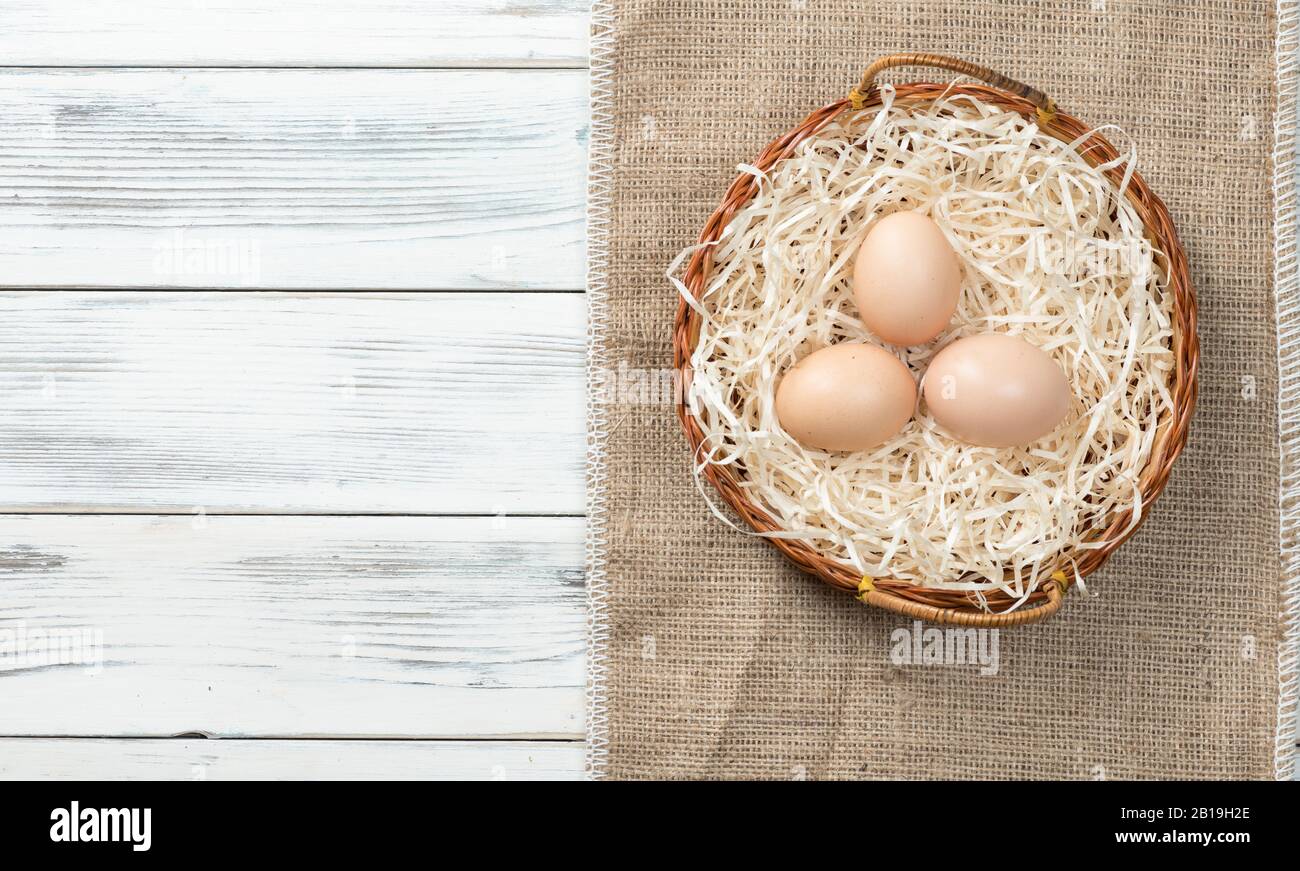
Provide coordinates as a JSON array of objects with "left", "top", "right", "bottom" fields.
[{"left": 673, "top": 53, "right": 1199, "bottom": 627}]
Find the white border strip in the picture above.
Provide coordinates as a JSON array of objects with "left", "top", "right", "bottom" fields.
[
  {"left": 585, "top": 0, "right": 616, "bottom": 781},
  {"left": 1274, "top": 0, "right": 1300, "bottom": 782}
]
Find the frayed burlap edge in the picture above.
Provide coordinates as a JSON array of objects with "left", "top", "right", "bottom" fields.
[
  {"left": 585, "top": 0, "right": 616, "bottom": 781},
  {"left": 1273, "top": 0, "right": 1300, "bottom": 782}
]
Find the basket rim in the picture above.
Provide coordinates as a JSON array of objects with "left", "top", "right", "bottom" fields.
[{"left": 672, "top": 80, "right": 1200, "bottom": 627}]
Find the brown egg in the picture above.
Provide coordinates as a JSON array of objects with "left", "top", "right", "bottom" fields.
[
  {"left": 775, "top": 343, "right": 916, "bottom": 451},
  {"left": 853, "top": 210, "right": 962, "bottom": 346},
  {"left": 923, "top": 333, "right": 1071, "bottom": 448}
]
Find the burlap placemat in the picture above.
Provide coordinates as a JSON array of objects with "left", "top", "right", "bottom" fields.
[{"left": 586, "top": 0, "right": 1300, "bottom": 779}]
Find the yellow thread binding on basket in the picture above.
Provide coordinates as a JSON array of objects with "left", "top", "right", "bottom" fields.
[
  {"left": 856, "top": 576, "right": 875, "bottom": 601},
  {"left": 1035, "top": 100, "right": 1058, "bottom": 128},
  {"left": 848, "top": 88, "right": 866, "bottom": 110},
  {"left": 1050, "top": 569, "right": 1069, "bottom": 590}
]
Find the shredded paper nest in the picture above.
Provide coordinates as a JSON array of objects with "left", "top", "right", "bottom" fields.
[{"left": 672, "top": 87, "right": 1174, "bottom": 607}]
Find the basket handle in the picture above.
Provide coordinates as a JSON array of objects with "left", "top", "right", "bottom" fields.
[
  {"left": 861, "top": 576, "right": 1067, "bottom": 628},
  {"left": 853, "top": 52, "right": 1057, "bottom": 125}
]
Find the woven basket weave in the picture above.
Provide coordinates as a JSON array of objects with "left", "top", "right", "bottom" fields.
[{"left": 673, "top": 53, "right": 1199, "bottom": 627}]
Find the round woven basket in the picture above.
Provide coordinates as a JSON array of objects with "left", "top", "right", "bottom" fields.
[{"left": 673, "top": 53, "right": 1199, "bottom": 627}]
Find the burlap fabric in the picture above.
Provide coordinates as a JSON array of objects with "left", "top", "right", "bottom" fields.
[{"left": 587, "top": 0, "right": 1298, "bottom": 779}]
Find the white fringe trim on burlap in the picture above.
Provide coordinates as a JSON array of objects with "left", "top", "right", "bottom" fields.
[
  {"left": 585, "top": 0, "right": 616, "bottom": 781},
  {"left": 1273, "top": 0, "right": 1300, "bottom": 783}
]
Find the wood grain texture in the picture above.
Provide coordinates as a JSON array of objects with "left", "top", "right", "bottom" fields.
[
  {"left": 0, "top": 0, "right": 589, "bottom": 67},
  {"left": 0, "top": 69, "right": 587, "bottom": 289},
  {"left": 0, "top": 738, "right": 585, "bottom": 780},
  {"left": 0, "top": 515, "right": 585, "bottom": 738},
  {"left": 0, "top": 291, "right": 585, "bottom": 513}
]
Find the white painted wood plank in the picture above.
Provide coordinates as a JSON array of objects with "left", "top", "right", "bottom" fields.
[
  {"left": 0, "top": 69, "right": 587, "bottom": 289},
  {"left": 0, "top": 515, "right": 585, "bottom": 738},
  {"left": 0, "top": 291, "right": 584, "bottom": 513},
  {"left": 0, "top": 739, "right": 585, "bottom": 780},
  {"left": 0, "top": 0, "right": 589, "bottom": 67},
  {"left": 0, "top": 737, "right": 1289, "bottom": 780}
]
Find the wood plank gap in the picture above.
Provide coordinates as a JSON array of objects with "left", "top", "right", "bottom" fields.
[
  {"left": 0, "top": 734, "right": 584, "bottom": 743},
  {"left": 0, "top": 511, "right": 587, "bottom": 518},
  {"left": 0, "top": 291, "right": 587, "bottom": 299},
  {"left": 0, "top": 63, "right": 590, "bottom": 71}
]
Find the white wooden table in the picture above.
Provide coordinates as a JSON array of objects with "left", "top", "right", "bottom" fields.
[{"left": 0, "top": 1, "right": 1293, "bottom": 780}]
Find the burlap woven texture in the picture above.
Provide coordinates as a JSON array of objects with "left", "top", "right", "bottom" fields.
[{"left": 591, "top": 0, "right": 1292, "bottom": 779}]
